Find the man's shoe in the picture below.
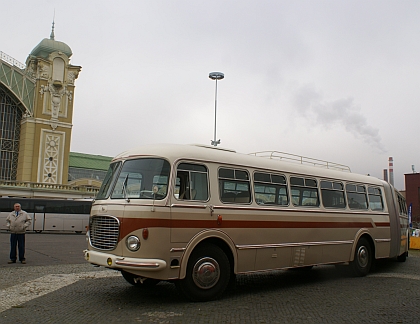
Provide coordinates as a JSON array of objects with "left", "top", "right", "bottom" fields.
[
  {"left": 21, "top": 260, "right": 26, "bottom": 264},
  {"left": 8, "top": 260, "right": 16, "bottom": 264}
]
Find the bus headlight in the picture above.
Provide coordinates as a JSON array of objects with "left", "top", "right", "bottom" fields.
[{"left": 126, "top": 235, "right": 140, "bottom": 251}]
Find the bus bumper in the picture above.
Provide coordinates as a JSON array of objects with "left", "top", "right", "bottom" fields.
[{"left": 83, "top": 249, "right": 167, "bottom": 271}]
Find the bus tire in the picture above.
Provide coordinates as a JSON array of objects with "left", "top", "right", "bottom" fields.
[
  {"left": 121, "top": 270, "right": 160, "bottom": 287},
  {"left": 289, "top": 265, "right": 313, "bottom": 271},
  {"left": 176, "top": 244, "right": 230, "bottom": 302},
  {"left": 350, "top": 237, "right": 372, "bottom": 277},
  {"left": 397, "top": 251, "right": 408, "bottom": 262}
]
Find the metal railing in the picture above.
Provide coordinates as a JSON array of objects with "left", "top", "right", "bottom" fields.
[
  {"left": 0, "top": 180, "right": 99, "bottom": 194},
  {"left": 249, "top": 151, "right": 351, "bottom": 172},
  {"left": 0, "top": 51, "right": 26, "bottom": 69}
]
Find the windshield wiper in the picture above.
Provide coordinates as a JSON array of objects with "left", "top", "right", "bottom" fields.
[{"left": 122, "top": 174, "right": 130, "bottom": 202}]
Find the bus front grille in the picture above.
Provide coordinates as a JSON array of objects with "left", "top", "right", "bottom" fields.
[{"left": 89, "top": 215, "right": 120, "bottom": 250}]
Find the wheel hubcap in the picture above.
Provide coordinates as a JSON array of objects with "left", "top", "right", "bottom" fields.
[
  {"left": 192, "top": 257, "right": 220, "bottom": 289},
  {"left": 357, "top": 246, "right": 368, "bottom": 268}
]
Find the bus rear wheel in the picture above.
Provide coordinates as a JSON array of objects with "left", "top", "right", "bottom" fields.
[
  {"left": 350, "top": 237, "right": 372, "bottom": 277},
  {"left": 397, "top": 251, "right": 408, "bottom": 262},
  {"left": 176, "top": 244, "right": 230, "bottom": 302},
  {"left": 121, "top": 270, "right": 160, "bottom": 287}
]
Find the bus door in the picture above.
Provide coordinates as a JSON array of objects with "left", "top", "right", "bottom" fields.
[
  {"left": 170, "top": 163, "right": 212, "bottom": 243},
  {"left": 33, "top": 205, "right": 46, "bottom": 232}
]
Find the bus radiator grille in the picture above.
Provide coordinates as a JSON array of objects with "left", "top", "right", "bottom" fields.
[{"left": 89, "top": 216, "right": 119, "bottom": 250}]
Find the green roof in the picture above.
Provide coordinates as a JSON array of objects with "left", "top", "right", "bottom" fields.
[
  {"left": 30, "top": 38, "right": 72, "bottom": 59},
  {"left": 69, "top": 152, "right": 112, "bottom": 171}
]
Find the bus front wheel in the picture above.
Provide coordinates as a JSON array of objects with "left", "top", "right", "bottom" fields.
[
  {"left": 350, "top": 237, "right": 372, "bottom": 277},
  {"left": 121, "top": 270, "right": 160, "bottom": 287},
  {"left": 176, "top": 244, "right": 230, "bottom": 302}
]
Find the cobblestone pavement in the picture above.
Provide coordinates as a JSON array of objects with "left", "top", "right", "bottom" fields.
[{"left": 1, "top": 232, "right": 420, "bottom": 323}]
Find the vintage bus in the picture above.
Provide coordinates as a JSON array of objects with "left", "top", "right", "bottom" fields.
[
  {"left": 0, "top": 197, "right": 92, "bottom": 233},
  {"left": 84, "top": 144, "right": 409, "bottom": 301}
]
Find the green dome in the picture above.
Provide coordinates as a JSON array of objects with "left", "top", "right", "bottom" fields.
[{"left": 30, "top": 38, "right": 72, "bottom": 59}]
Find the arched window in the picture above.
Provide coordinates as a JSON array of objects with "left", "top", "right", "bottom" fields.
[
  {"left": 0, "top": 87, "right": 23, "bottom": 180},
  {"left": 52, "top": 57, "right": 65, "bottom": 82}
]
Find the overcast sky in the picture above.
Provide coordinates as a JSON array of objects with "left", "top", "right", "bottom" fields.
[{"left": 3, "top": 1, "right": 420, "bottom": 190}]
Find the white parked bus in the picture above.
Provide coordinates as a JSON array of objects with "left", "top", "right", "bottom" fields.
[
  {"left": 84, "top": 144, "right": 409, "bottom": 301},
  {"left": 0, "top": 197, "right": 92, "bottom": 233}
]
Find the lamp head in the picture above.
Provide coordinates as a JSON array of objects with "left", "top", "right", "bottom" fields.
[{"left": 209, "top": 72, "right": 224, "bottom": 80}]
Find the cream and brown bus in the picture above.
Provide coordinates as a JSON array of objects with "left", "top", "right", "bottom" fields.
[{"left": 84, "top": 144, "right": 409, "bottom": 301}]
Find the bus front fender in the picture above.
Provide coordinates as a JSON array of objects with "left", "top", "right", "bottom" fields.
[{"left": 177, "top": 229, "right": 237, "bottom": 280}]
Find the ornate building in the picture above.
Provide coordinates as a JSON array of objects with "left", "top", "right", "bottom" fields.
[
  {"left": 1, "top": 23, "right": 80, "bottom": 185},
  {"left": 0, "top": 24, "right": 109, "bottom": 199}
]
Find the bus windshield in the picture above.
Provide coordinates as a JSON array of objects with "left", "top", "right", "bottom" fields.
[
  {"left": 96, "top": 162, "right": 122, "bottom": 200},
  {"left": 96, "top": 158, "right": 171, "bottom": 200}
]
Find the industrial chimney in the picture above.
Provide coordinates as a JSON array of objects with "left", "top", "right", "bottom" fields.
[
  {"left": 388, "top": 157, "right": 394, "bottom": 186},
  {"left": 383, "top": 169, "right": 388, "bottom": 182}
]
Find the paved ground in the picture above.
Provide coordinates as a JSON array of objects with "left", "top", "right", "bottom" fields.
[
  {"left": 0, "top": 231, "right": 87, "bottom": 268},
  {"left": 1, "top": 231, "right": 420, "bottom": 323}
]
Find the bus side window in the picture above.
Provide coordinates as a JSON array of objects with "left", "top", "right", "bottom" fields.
[
  {"left": 254, "top": 172, "right": 288, "bottom": 206},
  {"left": 219, "top": 168, "right": 251, "bottom": 204},
  {"left": 346, "top": 184, "right": 368, "bottom": 210},
  {"left": 397, "top": 193, "right": 407, "bottom": 216},
  {"left": 177, "top": 171, "right": 190, "bottom": 199},
  {"left": 290, "top": 177, "right": 319, "bottom": 207},
  {"left": 176, "top": 163, "right": 209, "bottom": 201},
  {"left": 368, "top": 187, "right": 384, "bottom": 211},
  {"left": 321, "top": 180, "right": 345, "bottom": 209}
]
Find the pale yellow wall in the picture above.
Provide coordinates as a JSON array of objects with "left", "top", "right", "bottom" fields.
[{"left": 16, "top": 120, "right": 35, "bottom": 181}]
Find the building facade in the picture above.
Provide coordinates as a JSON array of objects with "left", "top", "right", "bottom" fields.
[
  {"left": 68, "top": 152, "right": 112, "bottom": 189},
  {"left": 0, "top": 25, "right": 111, "bottom": 199},
  {"left": 1, "top": 25, "right": 81, "bottom": 185},
  {"left": 405, "top": 173, "right": 420, "bottom": 227}
]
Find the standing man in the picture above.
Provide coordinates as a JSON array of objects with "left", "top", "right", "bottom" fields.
[{"left": 6, "top": 203, "right": 31, "bottom": 264}]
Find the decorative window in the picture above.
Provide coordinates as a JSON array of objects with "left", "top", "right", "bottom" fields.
[
  {"left": 0, "top": 88, "right": 23, "bottom": 181},
  {"left": 254, "top": 172, "right": 288, "bottom": 206},
  {"left": 52, "top": 57, "right": 65, "bottom": 82}
]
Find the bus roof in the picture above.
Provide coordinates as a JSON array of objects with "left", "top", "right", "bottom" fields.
[{"left": 112, "top": 143, "right": 385, "bottom": 186}]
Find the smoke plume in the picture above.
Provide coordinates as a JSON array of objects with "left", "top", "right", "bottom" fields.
[{"left": 293, "top": 84, "right": 387, "bottom": 153}]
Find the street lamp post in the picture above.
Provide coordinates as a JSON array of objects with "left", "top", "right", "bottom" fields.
[{"left": 209, "top": 72, "right": 224, "bottom": 146}]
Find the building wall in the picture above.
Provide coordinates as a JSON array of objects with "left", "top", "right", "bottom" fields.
[
  {"left": 16, "top": 120, "right": 35, "bottom": 181},
  {"left": 405, "top": 173, "right": 420, "bottom": 224}
]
